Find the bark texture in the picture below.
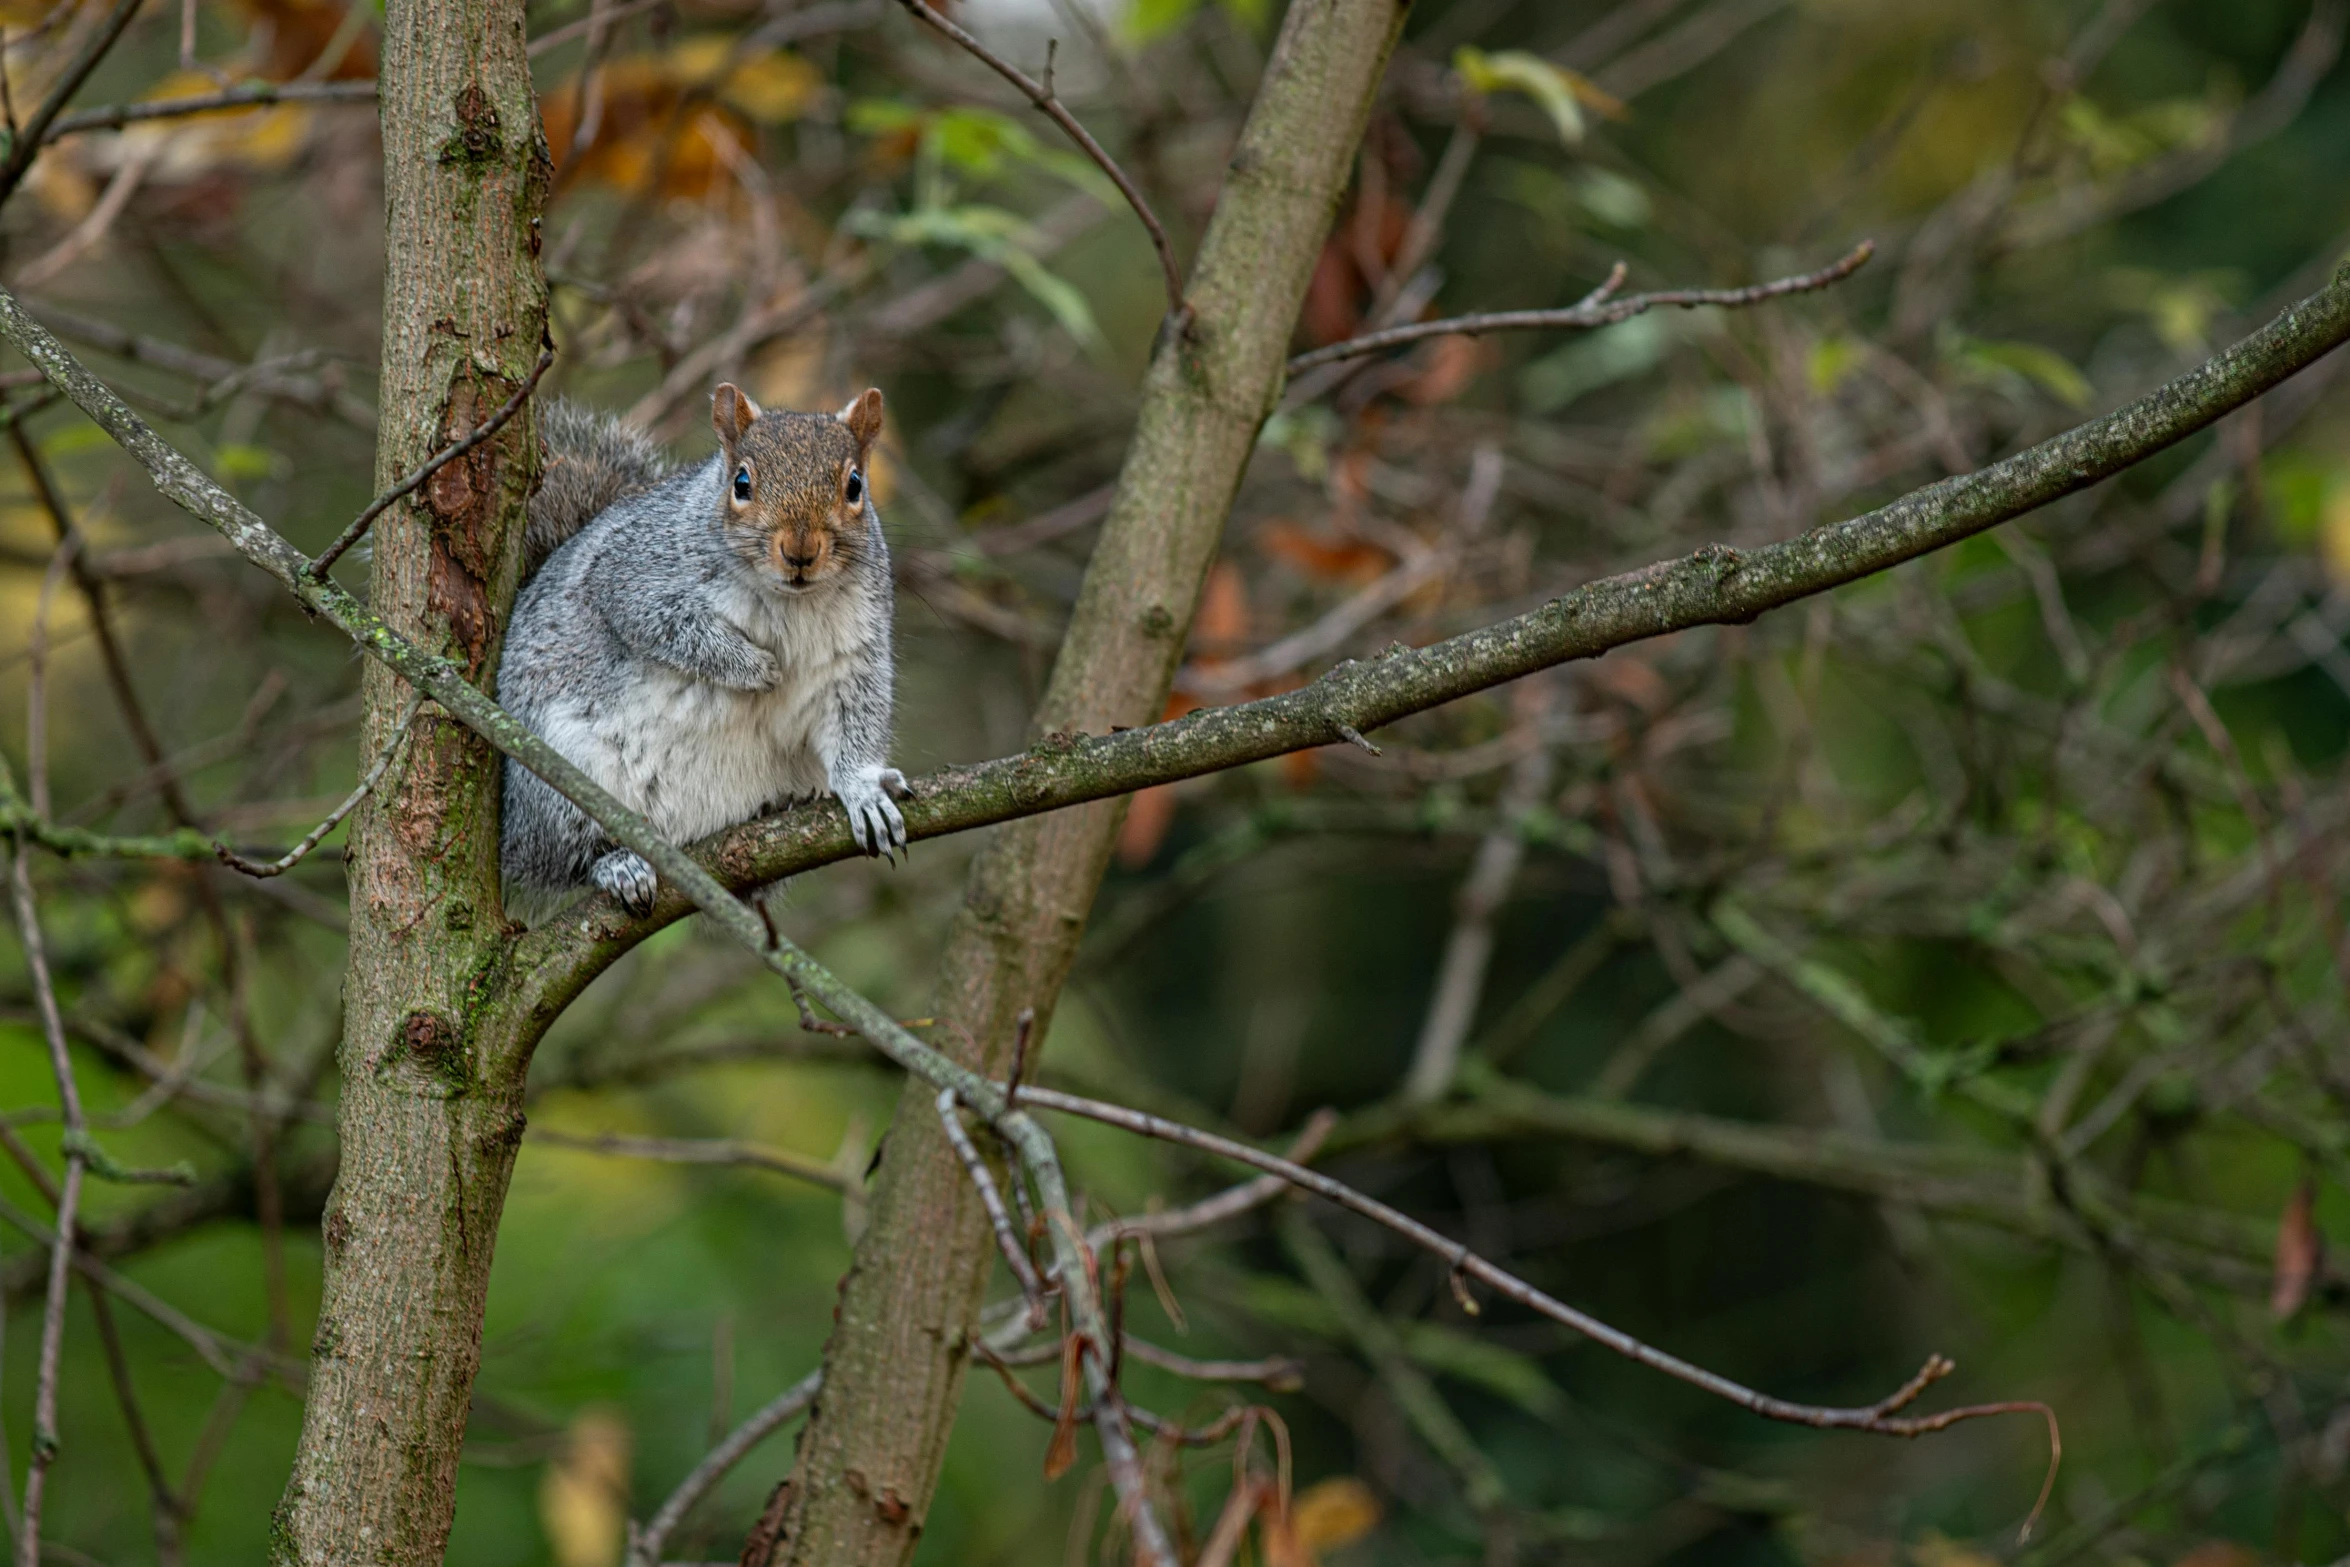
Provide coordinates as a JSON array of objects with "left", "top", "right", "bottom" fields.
[
  {"left": 269, "top": 0, "right": 550, "bottom": 1553},
  {"left": 769, "top": 4, "right": 1410, "bottom": 1562}
]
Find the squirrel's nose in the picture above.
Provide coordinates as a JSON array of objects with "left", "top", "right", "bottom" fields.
[{"left": 781, "top": 550, "right": 818, "bottom": 572}]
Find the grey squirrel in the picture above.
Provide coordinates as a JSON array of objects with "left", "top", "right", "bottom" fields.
[{"left": 498, "top": 384, "right": 908, "bottom": 916}]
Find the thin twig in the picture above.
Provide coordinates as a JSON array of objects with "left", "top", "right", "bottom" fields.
[
  {"left": 1086, "top": 1109, "right": 1337, "bottom": 1248},
  {"left": 1022, "top": 1084, "right": 2063, "bottom": 1536},
  {"left": 528, "top": 1127, "right": 851, "bottom": 1193},
  {"left": 938, "top": 1088, "right": 1050, "bottom": 1328},
  {"left": 86, "top": 1287, "right": 183, "bottom": 1564},
  {"left": 4, "top": 834, "right": 87, "bottom": 1567},
  {"left": 43, "top": 79, "right": 379, "bottom": 139},
  {"left": 891, "top": 0, "right": 1188, "bottom": 325},
  {"left": 992, "top": 1333, "right": 1302, "bottom": 1389},
  {"left": 1284, "top": 241, "right": 1875, "bottom": 375},
  {"left": 968, "top": 1339, "right": 1259, "bottom": 1447},
  {"left": 309, "top": 342, "right": 555, "bottom": 576},
  {"left": 528, "top": 0, "right": 669, "bottom": 57},
  {"left": 626, "top": 1371, "right": 821, "bottom": 1567},
  {"left": 216, "top": 691, "right": 424, "bottom": 877},
  {"left": 1004, "top": 1006, "right": 1037, "bottom": 1105}
]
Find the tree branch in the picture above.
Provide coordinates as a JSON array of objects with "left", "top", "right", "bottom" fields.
[
  {"left": 1284, "top": 241, "right": 1874, "bottom": 375},
  {"left": 0, "top": 277, "right": 1183, "bottom": 1567},
  {"left": 308, "top": 340, "right": 554, "bottom": 576},
  {"left": 513, "top": 260, "right": 2350, "bottom": 1011},
  {"left": 42, "top": 78, "right": 379, "bottom": 139},
  {"left": 1025, "top": 1085, "right": 2062, "bottom": 1535}
]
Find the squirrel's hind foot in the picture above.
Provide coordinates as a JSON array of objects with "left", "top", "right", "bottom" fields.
[{"left": 591, "top": 849, "right": 661, "bottom": 916}]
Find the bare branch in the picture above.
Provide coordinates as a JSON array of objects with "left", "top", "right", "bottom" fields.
[
  {"left": 310, "top": 342, "right": 555, "bottom": 576},
  {"left": 1021, "top": 1084, "right": 2061, "bottom": 1533},
  {"left": 216, "top": 691, "right": 423, "bottom": 878},
  {"left": 1087, "top": 1108, "right": 1336, "bottom": 1247},
  {"left": 509, "top": 258, "right": 2350, "bottom": 1000},
  {"left": 627, "top": 1372, "right": 822, "bottom": 1567},
  {"left": 42, "top": 79, "right": 378, "bottom": 139},
  {"left": 526, "top": 1129, "right": 853, "bottom": 1193},
  {"left": 937, "top": 1088, "right": 1050, "bottom": 1328},
  {"left": 1287, "top": 241, "right": 1873, "bottom": 375},
  {"left": 3, "top": 834, "right": 90, "bottom": 1567}
]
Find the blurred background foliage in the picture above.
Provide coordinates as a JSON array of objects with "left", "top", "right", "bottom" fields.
[{"left": 0, "top": 0, "right": 2347, "bottom": 1562}]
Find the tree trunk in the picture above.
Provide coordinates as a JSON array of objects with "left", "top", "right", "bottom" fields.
[
  {"left": 269, "top": 0, "right": 550, "bottom": 1553},
  {"left": 771, "top": 5, "right": 1409, "bottom": 1561}
]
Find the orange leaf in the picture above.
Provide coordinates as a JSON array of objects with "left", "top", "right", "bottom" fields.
[
  {"left": 1397, "top": 334, "right": 1490, "bottom": 407},
  {"left": 1257, "top": 519, "right": 1393, "bottom": 586},
  {"left": 2271, "top": 1176, "right": 2321, "bottom": 1320},
  {"left": 1192, "top": 559, "right": 1251, "bottom": 656},
  {"left": 2172, "top": 1543, "right": 2259, "bottom": 1567},
  {"left": 226, "top": 0, "right": 378, "bottom": 80},
  {"left": 1117, "top": 786, "right": 1177, "bottom": 869},
  {"left": 1042, "top": 1333, "right": 1085, "bottom": 1481},
  {"left": 1289, "top": 1476, "right": 1381, "bottom": 1553},
  {"left": 1588, "top": 653, "right": 1670, "bottom": 714}
]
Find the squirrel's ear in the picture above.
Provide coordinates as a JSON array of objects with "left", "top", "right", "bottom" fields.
[
  {"left": 838, "top": 387, "right": 884, "bottom": 452},
  {"left": 711, "top": 383, "right": 760, "bottom": 450}
]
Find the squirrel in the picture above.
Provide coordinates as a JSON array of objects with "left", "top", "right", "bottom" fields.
[{"left": 497, "top": 383, "right": 909, "bottom": 916}]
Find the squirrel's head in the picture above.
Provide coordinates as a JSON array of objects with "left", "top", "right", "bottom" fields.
[{"left": 710, "top": 382, "right": 884, "bottom": 591}]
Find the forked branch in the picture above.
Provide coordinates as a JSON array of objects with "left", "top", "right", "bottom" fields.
[{"left": 1020, "top": 1085, "right": 2064, "bottom": 1537}]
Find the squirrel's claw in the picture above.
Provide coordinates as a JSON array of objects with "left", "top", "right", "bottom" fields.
[
  {"left": 591, "top": 850, "right": 660, "bottom": 917},
  {"left": 880, "top": 768, "right": 913, "bottom": 800},
  {"left": 839, "top": 772, "right": 910, "bottom": 858}
]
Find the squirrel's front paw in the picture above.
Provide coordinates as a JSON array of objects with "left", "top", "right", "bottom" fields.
[
  {"left": 591, "top": 850, "right": 660, "bottom": 915},
  {"left": 724, "top": 643, "right": 782, "bottom": 692},
  {"left": 834, "top": 768, "right": 909, "bottom": 857}
]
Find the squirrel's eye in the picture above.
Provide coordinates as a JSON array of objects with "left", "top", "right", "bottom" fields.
[
  {"left": 844, "top": 470, "right": 864, "bottom": 505},
  {"left": 732, "top": 466, "right": 752, "bottom": 503}
]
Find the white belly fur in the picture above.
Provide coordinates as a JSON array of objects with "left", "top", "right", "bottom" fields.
[{"left": 541, "top": 582, "right": 865, "bottom": 845}]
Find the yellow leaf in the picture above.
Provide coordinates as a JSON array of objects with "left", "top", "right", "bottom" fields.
[
  {"left": 1912, "top": 1531, "right": 2000, "bottom": 1567},
  {"left": 2319, "top": 476, "right": 2350, "bottom": 589},
  {"left": 119, "top": 69, "right": 314, "bottom": 177},
  {"left": 1453, "top": 47, "right": 1590, "bottom": 145},
  {"left": 1289, "top": 1476, "right": 1381, "bottom": 1553},
  {"left": 666, "top": 36, "right": 819, "bottom": 122},
  {"left": 721, "top": 52, "right": 819, "bottom": 122},
  {"left": 1808, "top": 335, "right": 1864, "bottom": 397},
  {"left": 539, "top": 1409, "right": 632, "bottom": 1567}
]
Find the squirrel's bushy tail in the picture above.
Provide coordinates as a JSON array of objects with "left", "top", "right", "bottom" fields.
[{"left": 524, "top": 399, "right": 673, "bottom": 577}]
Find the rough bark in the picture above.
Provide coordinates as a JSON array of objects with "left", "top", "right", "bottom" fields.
[
  {"left": 268, "top": 0, "right": 550, "bottom": 1553},
  {"left": 768, "top": 4, "right": 1410, "bottom": 1562}
]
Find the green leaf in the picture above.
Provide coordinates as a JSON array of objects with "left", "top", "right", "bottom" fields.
[
  {"left": 214, "top": 443, "right": 285, "bottom": 484},
  {"left": 1519, "top": 312, "right": 1674, "bottom": 413},
  {"left": 1455, "top": 47, "right": 1588, "bottom": 145},
  {"left": 1947, "top": 335, "right": 2092, "bottom": 410},
  {"left": 1808, "top": 334, "right": 1864, "bottom": 397},
  {"left": 1126, "top": 0, "right": 1266, "bottom": 43},
  {"left": 999, "top": 250, "right": 1103, "bottom": 349},
  {"left": 846, "top": 205, "right": 1099, "bottom": 349},
  {"left": 1125, "top": 0, "right": 1202, "bottom": 41},
  {"left": 1571, "top": 167, "right": 1649, "bottom": 229}
]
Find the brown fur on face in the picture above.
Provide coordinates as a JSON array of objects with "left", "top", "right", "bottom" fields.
[{"left": 710, "top": 383, "right": 884, "bottom": 590}]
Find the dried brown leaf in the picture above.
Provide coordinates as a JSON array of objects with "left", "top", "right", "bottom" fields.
[{"left": 2272, "top": 1175, "right": 2322, "bottom": 1320}]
